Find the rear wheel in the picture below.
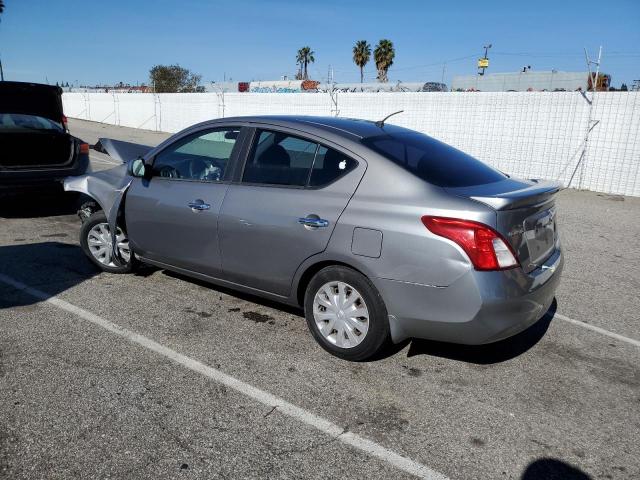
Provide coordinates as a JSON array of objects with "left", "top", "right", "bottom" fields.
[
  {"left": 304, "top": 266, "right": 390, "bottom": 361},
  {"left": 80, "top": 211, "right": 134, "bottom": 274}
]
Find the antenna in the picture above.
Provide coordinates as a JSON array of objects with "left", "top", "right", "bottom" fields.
[{"left": 375, "top": 110, "right": 404, "bottom": 128}]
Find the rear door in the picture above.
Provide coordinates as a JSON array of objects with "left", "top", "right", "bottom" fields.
[
  {"left": 219, "top": 127, "right": 364, "bottom": 296},
  {"left": 125, "top": 126, "right": 244, "bottom": 277}
]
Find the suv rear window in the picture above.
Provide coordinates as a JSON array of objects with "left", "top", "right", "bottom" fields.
[
  {"left": 0, "top": 113, "right": 64, "bottom": 132},
  {"left": 362, "top": 132, "right": 506, "bottom": 187}
]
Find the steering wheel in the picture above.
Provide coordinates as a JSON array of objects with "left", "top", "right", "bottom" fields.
[
  {"left": 189, "top": 158, "right": 223, "bottom": 181},
  {"left": 158, "top": 165, "right": 181, "bottom": 179}
]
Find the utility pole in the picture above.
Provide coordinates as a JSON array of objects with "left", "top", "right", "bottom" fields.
[
  {"left": 478, "top": 44, "right": 492, "bottom": 76},
  {"left": 441, "top": 62, "right": 447, "bottom": 85},
  {"left": 0, "top": 56, "right": 4, "bottom": 81}
]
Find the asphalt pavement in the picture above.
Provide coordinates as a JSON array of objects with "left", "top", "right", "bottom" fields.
[{"left": 0, "top": 119, "right": 638, "bottom": 480}]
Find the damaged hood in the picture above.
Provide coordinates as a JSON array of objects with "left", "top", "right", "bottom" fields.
[{"left": 94, "top": 138, "right": 153, "bottom": 163}]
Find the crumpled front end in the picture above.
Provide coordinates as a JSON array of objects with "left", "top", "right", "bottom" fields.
[{"left": 64, "top": 164, "right": 132, "bottom": 264}]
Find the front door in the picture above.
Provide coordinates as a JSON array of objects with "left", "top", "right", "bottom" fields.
[
  {"left": 219, "top": 128, "right": 364, "bottom": 296},
  {"left": 126, "top": 126, "right": 243, "bottom": 277}
]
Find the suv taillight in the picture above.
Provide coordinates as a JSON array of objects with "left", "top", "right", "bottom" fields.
[
  {"left": 61, "top": 115, "right": 68, "bottom": 131},
  {"left": 421, "top": 216, "right": 518, "bottom": 271}
]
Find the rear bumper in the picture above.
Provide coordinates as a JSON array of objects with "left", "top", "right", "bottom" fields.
[
  {"left": 0, "top": 155, "right": 89, "bottom": 191},
  {"left": 375, "top": 247, "right": 564, "bottom": 344}
]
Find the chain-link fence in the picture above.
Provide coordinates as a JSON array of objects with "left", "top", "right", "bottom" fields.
[{"left": 62, "top": 91, "right": 640, "bottom": 197}]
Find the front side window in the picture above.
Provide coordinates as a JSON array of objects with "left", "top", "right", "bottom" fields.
[
  {"left": 242, "top": 130, "right": 357, "bottom": 187},
  {"left": 152, "top": 128, "right": 240, "bottom": 181}
]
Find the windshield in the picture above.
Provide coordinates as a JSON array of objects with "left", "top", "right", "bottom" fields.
[
  {"left": 363, "top": 132, "right": 506, "bottom": 188},
  {"left": 0, "top": 113, "right": 64, "bottom": 132}
]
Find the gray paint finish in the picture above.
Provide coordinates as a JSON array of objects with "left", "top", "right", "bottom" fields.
[
  {"left": 351, "top": 228, "right": 383, "bottom": 258},
  {"left": 64, "top": 115, "right": 564, "bottom": 346}
]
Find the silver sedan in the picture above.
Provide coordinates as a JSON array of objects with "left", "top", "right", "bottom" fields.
[{"left": 65, "top": 115, "right": 563, "bottom": 361}]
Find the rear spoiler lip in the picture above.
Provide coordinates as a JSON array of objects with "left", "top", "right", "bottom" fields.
[{"left": 468, "top": 180, "right": 563, "bottom": 210}]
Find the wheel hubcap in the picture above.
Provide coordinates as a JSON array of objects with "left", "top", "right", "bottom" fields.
[
  {"left": 87, "top": 222, "right": 130, "bottom": 267},
  {"left": 313, "top": 281, "right": 370, "bottom": 349}
]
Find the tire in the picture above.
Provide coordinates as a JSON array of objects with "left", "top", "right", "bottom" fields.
[
  {"left": 304, "top": 265, "right": 390, "bottom": 361},
  {"left": 79, "top": 211, "right": 135, "bottom": 274}
]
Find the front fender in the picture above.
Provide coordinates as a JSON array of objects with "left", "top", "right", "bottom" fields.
[{"left": 64, "top": 164, "right": 132, "bottom": 264}]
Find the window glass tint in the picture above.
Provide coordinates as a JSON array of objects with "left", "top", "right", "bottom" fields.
[
  {"left": 0, "top": 113, "right": 64, "bottom": 132},
  {"left": 243, "top": 130, "right": 317, "bottom": 186},
  {"left": 153, "top": 128, "right": 239, "bottom": 181},
  {"left": 363, "top": 132, "right": 506, "bottom": 188},
  {"left": 309, "top": 146, "right": 357, "bottom": 187}
]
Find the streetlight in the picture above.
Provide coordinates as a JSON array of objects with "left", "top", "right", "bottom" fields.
[{"left": 478, "top": 43, "right": 492, "bottom": 76}]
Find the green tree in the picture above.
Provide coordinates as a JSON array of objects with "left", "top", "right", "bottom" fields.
[
  {"left": 620, "top": 83, "right": 628, "bottom": 91},
  {"left": 296, "top": 47, "right": 315, "bottom": 80},
  {"left": 149, "top": 65, "right": 202, "bottom": 93},
  {"left": 374, "top": 39, "right": 395, "bottom": 83},
  {"left": 352, "top": 40, "right": 371, "bottom": 83}
]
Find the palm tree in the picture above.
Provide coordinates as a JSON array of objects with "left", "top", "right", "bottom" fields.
[
  {"left": 0, "top": 1, "right": 4, "bottom": 16},
  {"left": 296, "top": 47, "right": 315, "bottom": 80},
  {"left": 374, "top": 39, "right": 395, "bottom": 83},
  {"left": 352, "top": 40, "right": 371, "bottom": 83}
]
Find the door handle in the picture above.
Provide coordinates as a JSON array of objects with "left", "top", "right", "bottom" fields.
[
  {"left": 298, "top": 217, "right": 329, "bottom": 228},
  {"left": 188, "top": 200, "right": 211, "bottom": 211}
]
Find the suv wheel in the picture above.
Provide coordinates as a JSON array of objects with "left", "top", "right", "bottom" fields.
[
  {"left": 80, "top": 211, "right": 134, "bottom": 274},
  {"left": 304, "top": 266, "right": 390, "bottom": 361}
]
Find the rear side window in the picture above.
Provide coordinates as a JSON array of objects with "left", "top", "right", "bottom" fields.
[
  {"left": 242, "top": 130, "right": 356, "bottom": 187},
  {"left": 362, "top": 132, "right": 506, "bottom": 188},
  {"left": 309, "top": 146, "right": 357, "bottom": 187}
]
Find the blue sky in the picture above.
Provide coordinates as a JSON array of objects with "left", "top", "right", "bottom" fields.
[{"left": 1, "top": 0, "right": 638, "bottom": 87}]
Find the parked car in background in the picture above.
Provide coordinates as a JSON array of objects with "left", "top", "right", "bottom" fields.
[
  {"left": 0, "top": 81, "right": 90, "bottom": 194},
  {"left": 64, "top": 116, "right": 563, "bottom": 361}
]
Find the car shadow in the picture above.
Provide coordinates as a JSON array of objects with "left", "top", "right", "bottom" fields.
[
  {"left": 161, "top": 270, "right": 305, "bottom": 317},
  {"left": 0, "top": 190, "right": 80, "bottom": 218},
  {"left": 521, "top": 458, "right": 592, "bottom": 479},
  {"left": 401, "top": 300, "right": 557, "bottom": 364},
  {"left": 0, "top": 242, "right": 98, "bottom": 309}
]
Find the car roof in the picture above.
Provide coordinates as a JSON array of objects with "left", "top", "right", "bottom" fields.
[
  {"left": 216, "top": 115, "right": 411, "bottom": 141},
  {"left": 0, "top": 81, "right": 62, "bottom": 95}
]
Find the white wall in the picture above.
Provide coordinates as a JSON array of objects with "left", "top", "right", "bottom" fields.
[{"left": 62, "top": 91, "right": 640, "bottom": 197}]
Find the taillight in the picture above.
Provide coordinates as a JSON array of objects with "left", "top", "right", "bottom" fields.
[
  {"left": 421, "top": 216, "right": 518, "bottom": 271},
  {"left": 61, "top": 115, "right": 68, "bottom": 130},
  {"left": 79, "top": 142, "right": 90, "bottom": 155}
]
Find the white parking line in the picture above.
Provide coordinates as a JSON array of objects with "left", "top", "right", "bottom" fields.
[
  {"left": 553, "top": 312, "right": 640, "bottom": 348},
  {"left": 0, "top": 273, "right": 449, "bottom": 480}
]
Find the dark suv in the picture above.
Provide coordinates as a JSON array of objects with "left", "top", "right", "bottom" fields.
[{"left": 0, "top": 81, "right": 90, "bottom": 193}]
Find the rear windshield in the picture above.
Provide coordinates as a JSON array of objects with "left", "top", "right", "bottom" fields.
[
  {"left": 362, "top": 132, "right": 506, "bottom": 187},
  {"left": 0, "top": 113, "right": 64, "bottom": 132}
]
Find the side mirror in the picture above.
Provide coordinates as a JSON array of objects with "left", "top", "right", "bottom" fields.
[{"left": 128, "top": 157, "right": 147, "bottom": 178}]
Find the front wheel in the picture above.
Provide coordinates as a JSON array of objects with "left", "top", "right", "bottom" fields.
[
  {"left": 304, "top": 266, "right": 390, "bottom": 361},
  {"left": 80, "top": 211, "right": 134, "bottom": 274}
]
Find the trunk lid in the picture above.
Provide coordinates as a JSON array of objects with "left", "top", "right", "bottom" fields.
[
  {"left": 0, "top": 81, "right": 64, "bottom": 123},
  {"left": 446, "top": 178, "right": 561, "bottom": 273}
]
